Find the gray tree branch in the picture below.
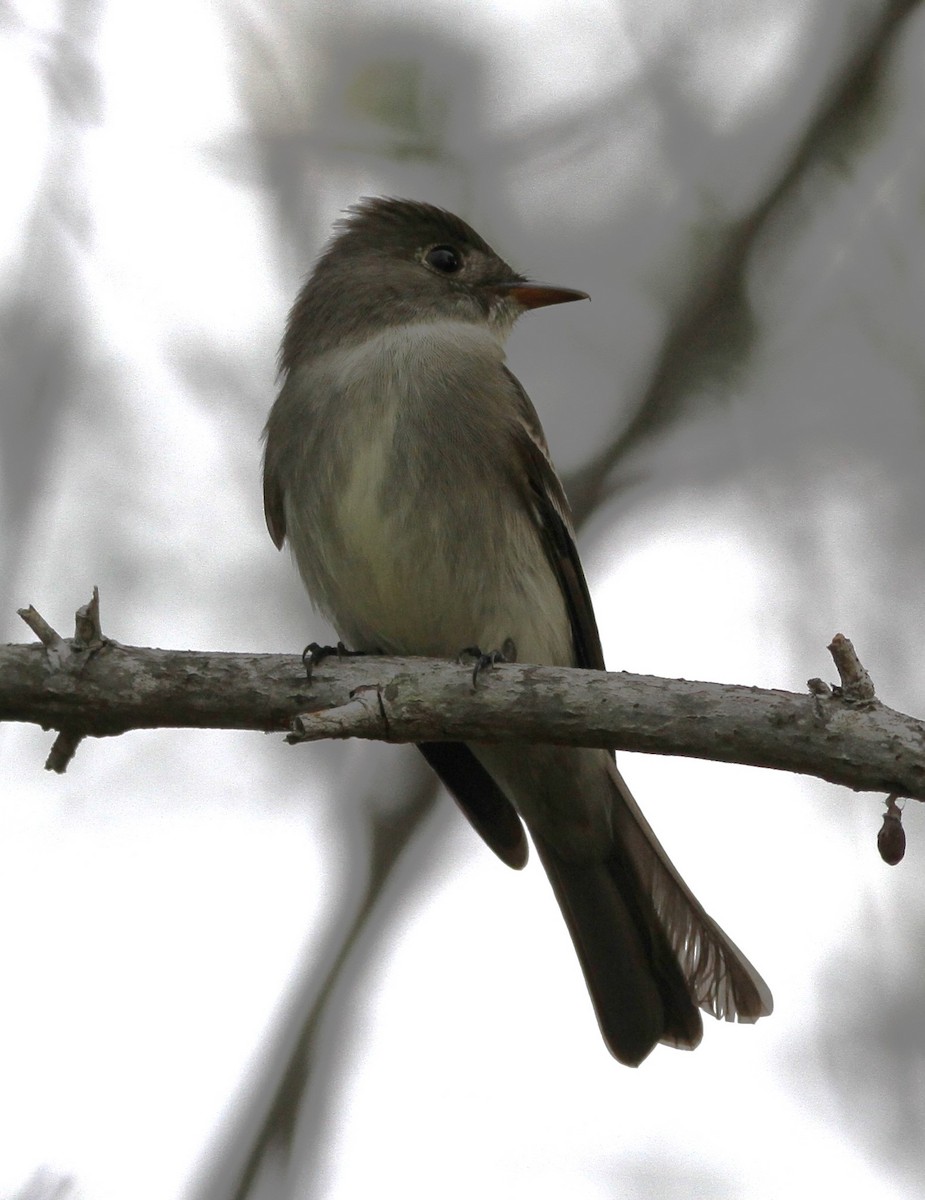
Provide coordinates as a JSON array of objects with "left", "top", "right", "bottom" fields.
[{"left": 4, "top": 601, "right": 922, "bottom": 802}]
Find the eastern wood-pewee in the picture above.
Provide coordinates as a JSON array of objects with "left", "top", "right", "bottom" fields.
[{"left": 263, "top": 197, "right": 772, "bottom": 1065}]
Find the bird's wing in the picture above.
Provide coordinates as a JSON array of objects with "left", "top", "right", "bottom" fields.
[
  {"left": 503, "top": 367, "right": 773, "bottom": 1040},
  {"left": 418, "top": 743, "right": 529, "bottom": 869},
  {"left": 503, "top": 366, "right": 603, "bottom": 671}
]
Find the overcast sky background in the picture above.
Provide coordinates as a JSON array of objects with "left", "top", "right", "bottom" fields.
[{"left": 2, "top": 2, "right": 925, "bottom": 1199}]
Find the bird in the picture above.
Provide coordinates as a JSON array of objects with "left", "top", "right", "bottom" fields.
[{"left": 262, "top": 197, "right": 772, "bottom": 1065}]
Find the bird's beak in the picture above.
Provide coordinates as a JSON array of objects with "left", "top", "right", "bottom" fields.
[
  {"left": 493, "top": 281, "right": 590, "bottom": 309},
  {"left": 491, "top": 280, "right": 592, "bottom": 309}
]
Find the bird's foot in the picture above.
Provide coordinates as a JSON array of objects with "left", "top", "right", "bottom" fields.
[
  {"left": 302, "top": 640, "right": 369, "bottom": 680},
  {"left": 458, "top": 638, "right": 517, "bottom": 688}
]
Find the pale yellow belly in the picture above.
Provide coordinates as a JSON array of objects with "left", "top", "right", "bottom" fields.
[{"left": 296, "top": 445, "right": 573, "bottom": 666}]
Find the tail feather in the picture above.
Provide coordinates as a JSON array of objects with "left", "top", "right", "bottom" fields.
[
  {"left": 533, "top": 763, "right": 772, "bottom": 1065},
  {"left": 606, "top": 761, "right": 773, "bottom": 1026},
  {"left": 533, "top": 835, "right": 702, "bottom": 1065}
]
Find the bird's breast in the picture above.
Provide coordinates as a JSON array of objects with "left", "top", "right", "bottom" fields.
[{"left": 283, "top": 321, "right": 571, "bottom": 663}]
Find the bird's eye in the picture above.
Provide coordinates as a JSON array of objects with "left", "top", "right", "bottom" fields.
[{"left": 425, "top": 245, "right": 462, "bottom": 274}]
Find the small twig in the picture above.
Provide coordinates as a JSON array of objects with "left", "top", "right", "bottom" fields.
[
  {"left": 46, "top": 730, "right": 83, "bottom": 775},
  {"left": 15, "top": 591, "right": 107, "bottom": 772},
  {"left": 289, "top": 687, "right": 388, "bottom": 743},
  {"left": 828, "top": 633, "right": 876, "bottom": 702},
  {"left": 18, "top": 605, "right": 64, "bottom": 650},
  {"left": 74, "top": 585, "right": 104, "bottom": 649}
]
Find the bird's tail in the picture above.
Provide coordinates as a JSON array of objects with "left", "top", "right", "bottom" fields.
[{"left": 533, "top": 761, "right": 772, "bottom": 1066}]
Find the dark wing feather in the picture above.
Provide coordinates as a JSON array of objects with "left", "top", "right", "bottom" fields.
[
  {"left": 418, "top": 743, "right": 528, "bottom": 870},
  {"left": 262, "top": 416, "right": 288, "bottom": 550},
  {"left": 502, "top": 366, "right": 603, "bottom": 671}
]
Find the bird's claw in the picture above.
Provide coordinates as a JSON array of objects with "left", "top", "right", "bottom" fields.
[
  {"left": 301, "top": 640, "right": 366, "bottom": 680},
  {"left": 458, "top": 638, "right": 516, "bottom": 688}
]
